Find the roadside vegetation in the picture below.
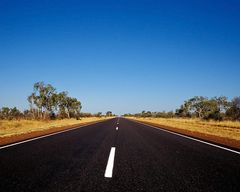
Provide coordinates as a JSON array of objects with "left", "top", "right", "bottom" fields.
[
  {"left": 124, "top": 96, "right": 240, "bottom": 148},
  {"left": 127, "top": 117, "right": 240, "bottom": 141},
  {"left": 0, "top": 81, "right": 114, "bottom": 139},
  {"left": 0, "top": 81, "right": 114, "bottom": 120},
  {"left": 0, "top": 117, "right": 109, "bottom": 138},
  {"left": 124, "top": 96, "right": 240, "bottom": 121}
]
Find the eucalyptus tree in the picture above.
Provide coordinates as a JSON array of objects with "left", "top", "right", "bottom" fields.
[
  {"left": 226, "top": 97, "right": 240, "bottom": 120},
  {"left": 0, "top": 107, "right": 22, "bottom": 120},
  {"left": 28, "top": 82, "right": 57, "bottom": 119},
  {"left": 176, "top": 96, "right": 230, "bottom": 120},
  {"left": 0, "top": 107, "right": 10, "bottom": 119},
  {"left": 56, "top": 91, "right": 82, "bottom": 119},
  {"left": 27, "top": 93, "right": 36, "bottom": 119},
  {"left": 65, "top": 97, "right": 82, "bottom": 118},
  {"left": 175, "top": 99, "right": 193, "bottom": 117},
  {"left": 106, "top": 111, "right": 113, "bottom": 116},
  {"left": 57, "top": 91, "right": 69, "bottom": 118}
]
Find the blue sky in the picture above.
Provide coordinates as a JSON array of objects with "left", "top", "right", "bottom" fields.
[{"left": 0, "top": 0, "right": 240, "bottom": 114}]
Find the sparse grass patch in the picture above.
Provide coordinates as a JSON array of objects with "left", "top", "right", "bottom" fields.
[{"left": 0, "top": 117, "right": 111, "bottom": 137}]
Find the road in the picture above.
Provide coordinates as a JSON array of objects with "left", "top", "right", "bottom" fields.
[{"left": 0, "top": 118, "right": 239, "bottom": 192}]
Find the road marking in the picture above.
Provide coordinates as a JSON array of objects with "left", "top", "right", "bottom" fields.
[
  {"left": 0, "top": 121, "right": 105, "bottom": 150},
  {"left": 117, "top": 122, "right": 119, "bottom": 124},
  {"left": 104, "top": 147, "right": 116, "bottom": 178},
  {"left": 116, "top": 127, "right": 118, "bottom": 131},
  {"left": 130, "top": 119, "right": 240, "bottom": 155}
]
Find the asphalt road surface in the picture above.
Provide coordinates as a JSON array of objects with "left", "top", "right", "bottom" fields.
[{"left": 0, "top": 118, "right": 239, "bottom": 192}]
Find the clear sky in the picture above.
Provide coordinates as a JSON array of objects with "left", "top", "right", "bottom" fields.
[{"left": 1, "top": 0, "right": 240, "bottom": 115}]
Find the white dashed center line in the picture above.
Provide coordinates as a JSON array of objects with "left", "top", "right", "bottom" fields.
[
  {"left": 116, "top": 127, "right": 118, "bottom": 131},
  {"left": 104, "top": 147, "right": 116, "bottom": 178}
]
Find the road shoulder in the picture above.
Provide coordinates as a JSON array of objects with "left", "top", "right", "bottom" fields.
[
  {"left": 0, "top": 119, "right": 108, "bottom": 147},
  {"left": 128, "top": 118, "right": 240, "bottom": 150}
]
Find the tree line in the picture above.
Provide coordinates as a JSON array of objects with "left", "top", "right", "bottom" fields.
[
  {"left": 0, "top": 82, "right": 114, "bottom": 120},
  {"left": 27, "top": 82, "right": 82, "bottom": 119},
  {"left": 124, "top": 96, "right": 240, "bottom": 121}
]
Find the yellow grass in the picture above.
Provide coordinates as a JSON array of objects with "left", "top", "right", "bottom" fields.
[
  {"left": 127, "top": 117, "right": 240, "bottom": 141},
  {"left": 0, "top": 117, "right": 112, "bottom": 137}
]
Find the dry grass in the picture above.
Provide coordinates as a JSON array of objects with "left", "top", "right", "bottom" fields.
[
  {"left": 127, "top": 117, "right": 240, "bottom": 141},
  {"left": 0, "top": 117, "right": 111, "bottom": 137}
]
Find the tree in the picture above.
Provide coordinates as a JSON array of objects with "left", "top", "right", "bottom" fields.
[
  {"left": 95, "top": 112, "right": 102, "bottom": 117},
  {"left": 0, "top": 107, "right": 10, "bottom": 119},
  {"left": 27, "top": 93, "right": 37, "bottom": 119},
  {"left": 175, "top": 100, "right": 193, "bottom": 117},
  {"left": 188, "top": 96, "right": 208, "bottom": 118},
  {"left": 0, "top": 107, "right": 22, "bottom": 120},
  {"left": 1, "top": 82, "right": 83, "bottom": 120},
  {"left": 35, "top": 82, "right": 56, "bottom": 119},
  {"left": 56, "top": 92, "right": 82, "bottom": 119},
  {"left": 206, "top": 96, "right": 229, "bottom": 120},
  {"left": 144, "top": 111, "right": 152, "bottom": 117},
  {"left": 226, "top": 97, "right": 240, "bottom": 120},
  {"left": 106, "top": 111, "right": 113, "bottom": 116},
  {"left": 9, "top": 107, "right": 22, "bottom": 120},
  {"left": 175, "top": 96, "right": 230, "bottom": 120},
  {"left": 57, "top": 91, "right": 68, "bottom": 118},
  {"left": 66, "top": 97, "right": 82, "bottom": 118},
  {"left": 28, "top": 82, "right": 57, "bottom": 119},
  {"left": 215, "top": 96, "right": 229, "bottom": 113}
]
